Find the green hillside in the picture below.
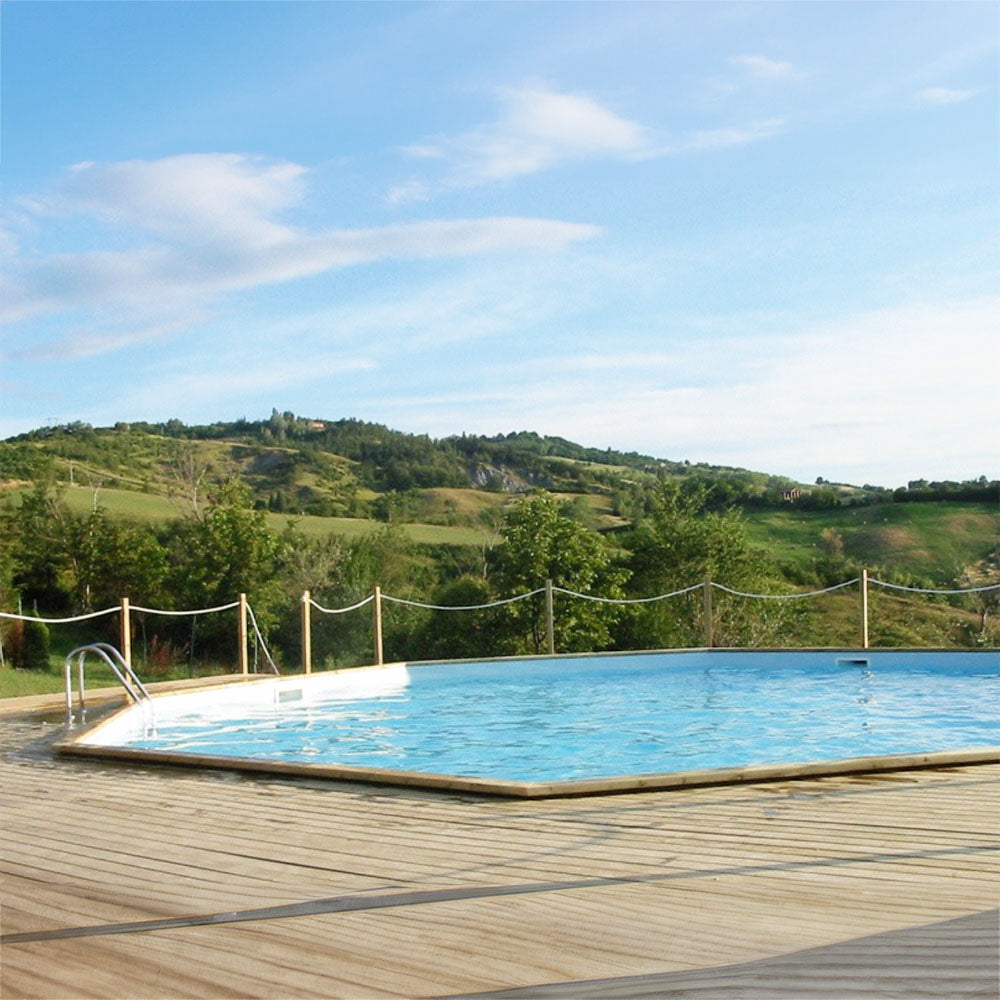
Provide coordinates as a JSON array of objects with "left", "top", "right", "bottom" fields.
[
  {"left": 744, "top": 502, "right": 999, "bottom": 583},
  {"left": 1, "top": 413, "right": 996, "bottom": 589},
  {"left": 0, "top": 413, "right": 814, "bottom": 520},
  {"left": 0, "top": 483, "right": 493, "bottom": 548}
]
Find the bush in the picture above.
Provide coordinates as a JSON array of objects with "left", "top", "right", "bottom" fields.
[{"left": 7, "top": 619, "right": 51, "bottom": 671}]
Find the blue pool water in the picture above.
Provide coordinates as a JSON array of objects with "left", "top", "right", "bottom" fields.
[{"left": 104, "top": 650, "right": 999, "bottom": 782}]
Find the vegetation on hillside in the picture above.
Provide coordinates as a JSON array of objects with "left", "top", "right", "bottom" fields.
[
  {"left": 1, "top": 414, "right": 996, "bottom": 686},
  {"left": 3, "top": 413, "right": 995, "bottom": 524}
]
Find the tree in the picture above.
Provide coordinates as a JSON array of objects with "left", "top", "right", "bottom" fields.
[
  {"left": 66, "top": 508, "right": 167, "bottom": 611},
  {"left": 291, "top": 524, "right": 435, "bottom": 668},
  {"left": 623, "top": 483, "right": 791, "bottom": 648},
  {"left": 488, "top": 493, "right": 628, "bottom": 654},
  {"left": 4, "top": 485, "right": 76, "bottom": 610},
  {"left": 165, "top": 442, "right": 213, "bottom": 517},
  {"left": 167, "top": 481, "right": 282, "bottom": 606},
  {"left": 417, "top": 576, "right": 499, "bottom": 660},
  {"left": 164, "top": 481, "right": 286, "bottom": 663}
]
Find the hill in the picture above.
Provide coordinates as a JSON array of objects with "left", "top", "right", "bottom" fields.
[
  {"left": 1, "top": 412, "right": 996, "bottom": 584},
  {"left": 0, "top": 412, "right": 812, "bottom": 520}
]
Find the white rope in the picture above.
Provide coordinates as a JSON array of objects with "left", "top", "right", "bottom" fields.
[
  {"left": 551, "top": 583, "right": 704, "bottom": 604},
  {"left": 869, "top": 578, "right": 1000, "bottom": 596},
  {"left": 711, "top": 579, "right": 861, "bottom": 600},
  {"left": 381, "top": 589, "right": 544, "bottom": 611},
  {"left": 0, "top": 606, "right": 119, "bottom": 624},
  {"left": 309, "top": 595, "right": 375, "bottom": 615},
  {"left": 7, "top": 574, "right": 993, "bottom": 635},
  {"left": 130, "top": 601, "right": 241, "bottom": 616},
  {"left": 246, "top": 603, "right": 280, "bottom": 675}
]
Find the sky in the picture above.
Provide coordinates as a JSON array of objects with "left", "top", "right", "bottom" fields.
[{"left": 1, "top": 1, "right": 997, "bottom": 488}]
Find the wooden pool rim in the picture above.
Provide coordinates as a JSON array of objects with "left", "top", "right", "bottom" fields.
[{"left": 55, "top": 737, "right": 1000, "bottom": 799}]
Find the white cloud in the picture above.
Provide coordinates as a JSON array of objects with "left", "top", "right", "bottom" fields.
[
  {"left": 57, "top": 154, "right": 305, "bottom": 247},
  {"left": 385, "top": 179, "right": 431, "bottom": 206},
  {"left": 395, "top": 85, "right": 787, "bottom": 196},
  {"left": 11, "top": 313, "right": 204, "bottom": 362},
  {"left": 0, "top": 221, "right": 21, "bottom": 256},
  {"left": 916, "top": 86, "right": 977, "bottom": 106},
  {"left": 114, "top": 355, "right": 378, "bottom": 418},
  {"left": 505, "top": 87, "right": 648, "bottom": 157},
  {"left": 2, "top": 154, "right": 599, "bottom": 354},
  {"left": 683, "top": 119, "right": 785, "bottom": 152},
  {"left": 402, "top": 86, "right": 652, "bottom": 188},
  {"left": 223, "top": 248, "right": 613, "bottom": 361},
  {"left": 730, "top": 54, "right": 798, "bottom": 80}
]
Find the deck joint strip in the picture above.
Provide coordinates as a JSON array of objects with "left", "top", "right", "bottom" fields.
[{"left": 5, "top": 843, "right": 997, "bottom": 945}]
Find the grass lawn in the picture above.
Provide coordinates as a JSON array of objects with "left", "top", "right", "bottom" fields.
[
  {"left": 0, "top": 645, "right": 135, "bottom": 698},
  {"left": 0, "top": 667, "right": 72, "bottom": 698},
  {"left": 0, "top": 653, "right": 239, "bottom": 699}
]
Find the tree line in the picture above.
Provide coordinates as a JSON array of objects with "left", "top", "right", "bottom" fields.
[{"left": 2, "top": 481, "right": 809, "bottom": 672}]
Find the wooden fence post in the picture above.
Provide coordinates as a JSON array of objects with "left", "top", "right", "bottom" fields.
[
  {"left": 301, "top": 590, "right": 312, "bottom": 674},
  {"left": 703, "top": 578, "right": 714, "bottom": 648},
  {"left": 373, "top": 586, "right": 384, "bottom": 665},
  {"left": 238, "top": 593, "right": 249, "bottom": 675},
  {"left": 545, "top": 579, "right": 555, "bottom": 655},
  {"left": 119, "top": 597, "right": 132, "bottom": 669},
  {"left": 860, "top": 569, "right": 870, "bottom": 649}
]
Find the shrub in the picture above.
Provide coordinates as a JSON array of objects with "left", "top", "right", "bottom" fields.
[{"left": 8, "top": 619, "right": 51, "bottom": 671}]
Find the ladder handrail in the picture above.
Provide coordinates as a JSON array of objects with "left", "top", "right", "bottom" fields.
[{"left": 64, "top": 643, "right": 152, "bottom": 719}]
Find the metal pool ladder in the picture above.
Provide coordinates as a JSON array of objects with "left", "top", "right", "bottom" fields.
[{"left": 64, "top": 643, "right": 153, "bottom": 725}]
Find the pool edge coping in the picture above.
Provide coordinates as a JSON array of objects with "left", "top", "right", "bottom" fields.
[{"left": 54, "top": 740, "right": 1000, "bottom": 798}]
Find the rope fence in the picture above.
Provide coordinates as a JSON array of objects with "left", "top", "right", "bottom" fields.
[
  {"left": 0, "top": 606, "right": 120, "bottom": 624},
  {"left": 551, "top": 583, "right": 703, "bottom": 605},
  {"left": 130, "top": 601, "right": 241, "bottom": 616},
  {"left": 303, "top": 572, "right": 999, "bottom": 666},
  {"left": 380, "top": 589, "right": 544, "bottom": 611},
  {"left": 308, "top": 594, "right": 375, "bottom": 615},
  {"left": 0, "top": 595, "right": 274, "bottom": 678},
  {"left": 868, "top": 578, "right": 1000, "bottom": 596},
  {"left": 2, "top": 573, "right": 997, "bottom": 677},
  {"left": 245, "top": 602, "right": 280, "bottom": 675},
  {"left": 711, "top": 579, "right": 861, "bottom": 600}
]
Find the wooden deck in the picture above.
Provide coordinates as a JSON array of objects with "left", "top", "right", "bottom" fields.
[{"left": 1, "top": 705, "right": 998, "bottom": 999}]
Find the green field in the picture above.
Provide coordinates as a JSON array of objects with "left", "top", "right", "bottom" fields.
[
  {"left": 1, "top": 484, "right": 494, "bottom": 547},
  {"left": 744, "top": 502, "right": 998, "bottom": 582},
  {"left": 270, "top": 510, "right": 492, "bottom": 546}
]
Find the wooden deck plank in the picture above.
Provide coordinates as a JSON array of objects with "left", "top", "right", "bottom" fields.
[
  {"left": 10, "top": 788, "right": 995, "bottom": 891},
  {"left": 454, "top": 910, "right": 1000, "bottom": 998},
  {"left": 2, "top": 709, "right": 998, "bottom": 999}
]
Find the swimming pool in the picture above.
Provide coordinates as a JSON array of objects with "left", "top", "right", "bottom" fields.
[{"left": 61, "top": 649, "right": 999, "bottom": 796}]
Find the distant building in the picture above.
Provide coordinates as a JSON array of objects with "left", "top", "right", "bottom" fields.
[
  {"left": 308, "top": 421, "right": 326, "bottom": 430},
  {"left": 781, "top": 488, "right": 802, "bottom": 501}
]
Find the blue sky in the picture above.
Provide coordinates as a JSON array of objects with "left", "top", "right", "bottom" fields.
[{"left": 2, "top": 1, "right": 997, "bottom": 487}]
